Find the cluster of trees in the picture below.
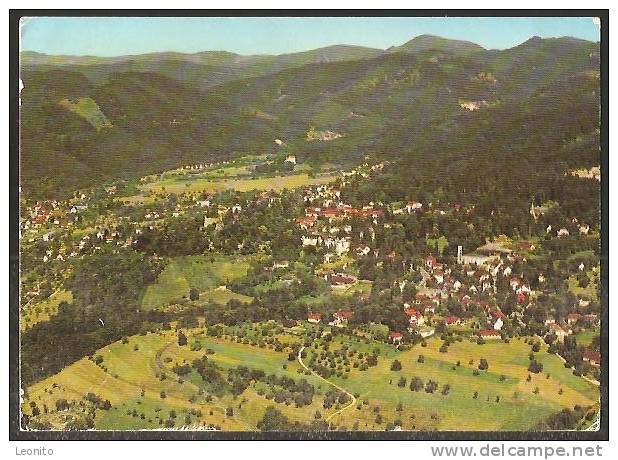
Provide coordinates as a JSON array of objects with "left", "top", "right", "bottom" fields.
[
  {"left": 322, "top": 389, "right": 351, "bottom": 409},
  {"left": 257, "top": 406, "right": 329, "bottom": 431},
  {"left": 407, "top": 376, "right": 451, "bottom": 395},
  {"left": 20, "top": 247, "right": 165, "bottom": 384},
  {"left": 229, "top": 366, "right": 316, "bottom": 408},
  {"left": 536, "top": 405, "right": 595, "bottom": 430}
]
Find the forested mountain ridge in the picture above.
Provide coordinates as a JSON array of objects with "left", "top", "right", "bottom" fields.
[{"left": 19, "top": 35, "right": 600, "bottom": 199}]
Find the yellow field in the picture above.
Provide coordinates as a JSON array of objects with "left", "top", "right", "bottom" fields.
[
  {"left": 23, "top": 330, "right": 336, "bottom": 430},
  {"left": 321, "top": 336, "right": 598, "bottom": 431},
  {"left": 119, "top": 173, "right": 335, "bottom": 206},
  {"left": 23, "top": 330, "right": 599, "bottom": 431}
]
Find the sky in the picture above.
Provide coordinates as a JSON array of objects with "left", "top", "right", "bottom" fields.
[{"left": 20, "top": 16, "right": 601, "bottom": 57}]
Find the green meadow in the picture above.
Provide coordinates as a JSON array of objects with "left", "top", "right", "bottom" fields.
[
  {"left": 140, "top": 173, "right": 335, "bottom": 196},
  {"left": 141, "top": 255, "right": 253, "bottom": 311},
  {"left": 23, "top": 328, "right": 598, "bottom": 431},
  {"left": 310, "top": 335, "right": 598, "bottom": 431}
]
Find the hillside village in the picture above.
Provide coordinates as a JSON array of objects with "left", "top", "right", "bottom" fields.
[
  {"left": 18, "top": 30, "right": 602, "bottom": 433},
  {"left": 20, "top": 153, "right": 601, "bottom": 386}
]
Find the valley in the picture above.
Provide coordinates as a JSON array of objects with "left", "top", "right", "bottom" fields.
[{"left": 18, "top": 32, "right": 602, "bottom": 433}]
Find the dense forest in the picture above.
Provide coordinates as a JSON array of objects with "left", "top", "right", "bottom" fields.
[{"left": 20, "top": 35, "right": 599, "bottom": 198}]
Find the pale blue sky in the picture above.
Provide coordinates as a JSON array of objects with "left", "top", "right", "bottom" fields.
[{"left": 20, "top": 16, "right": 601, "bottom": 57}]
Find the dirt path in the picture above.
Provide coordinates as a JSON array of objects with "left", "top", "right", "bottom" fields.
[{"left": 297, "top": 346, "right": 356, "bottom": 423}]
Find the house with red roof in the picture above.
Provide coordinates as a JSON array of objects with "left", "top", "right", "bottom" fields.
[
  {"left": 307, "top": 311, "right": 322, "bottom": 324},
  {"left": 321, "top": 208, "right": 340, "bottom": 220},
  {"left": 329, "top": 273, "right": 357, "bottom": 287},
  {"left": 295, "top": 216, "right": 317, "bottom": 230},
  {"left": 518, "top": 241, "right": 535, "bottom": 251},
  {"left": 445, "top": 316, "right": 461, "bottom": 326},
  {"left": 478, "top": 329, "right": 502, "bottom": 340},
  {"left": 404, "top": 307, "right": 425, "bottom": 326},
  {"left": 548, "top": 323, "right": 571, "bottom": 342},
  {"left": 389, "top": 331, "right": 403, "bottom": 343},
  {"left": 583, "top": 350, "right": 601, "bottom": 367},
  {"left": 332, "top": 309, "right": 354, "bottom": 327},
  {"left": 425, "top": 255, "right": 438, "bottom": 270},
  {"left": 566, "top": 313, "right": 582, "bottom": 325}
]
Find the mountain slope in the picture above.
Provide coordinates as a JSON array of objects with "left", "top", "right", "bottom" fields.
[
  {"left": 21, "top": 45, "right": 383, "bottom": 89},
  {"left": 19, "top": 35, "right": 600, "bottom": 199},
  {"left": 391, "top": 34, "right": 485, "bottom": 55}
]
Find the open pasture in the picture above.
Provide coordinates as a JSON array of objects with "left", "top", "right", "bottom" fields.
[
  {"left": 139, "top": 173, "right": 335, "bottom": 196},
  {"left": 141, "top": 254, "right": 253, "bottom": 311},
  {"left": 308, "top": 335, "right": 598, "bottom": 431},
  {"left": 23, "top": 330, "right": 338, "bottom": 430}
]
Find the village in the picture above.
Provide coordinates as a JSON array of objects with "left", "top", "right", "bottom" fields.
[{"left": 20, "top": 151, "right": 601, "bottom": 386}]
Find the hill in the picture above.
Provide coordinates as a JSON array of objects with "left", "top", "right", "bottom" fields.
[
  {"left": 390, "top": 34, "right": 485, "bottom": 55},
  {"left": 19, "top": 35, "right": 599, "bottom": 199}
]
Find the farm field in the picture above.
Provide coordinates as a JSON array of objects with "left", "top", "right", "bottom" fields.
[
  {"left": 306, "top": 335, "right": 598, "bottom": 431},
  {"left": 23, "top": 329, "right": 599, "bottom": 431},
  {"left": 136, "top": 173, "right": 336, "bottom": 197},
  {"left": 23, "top": 329, "right": 339, "bottom": 430}
]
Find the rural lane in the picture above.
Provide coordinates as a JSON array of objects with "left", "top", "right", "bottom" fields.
[{"left": 297, "top": 346, "right": 356, "bottom": 423}]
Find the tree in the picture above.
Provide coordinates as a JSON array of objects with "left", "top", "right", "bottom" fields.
[
  {"left": 257, "top": 406, "right": 291, "bottom": 431},
  {"left": 410, "top": 377, "right": 424, "bottom": 392},
  {"left": 478, "top": 358, "right": 489, "bottom": 371},
  {"left": 425, "top": 380, "right": 438, "bottom": 393},
  {"left": 390, "top": 359, "right": 402, "bottom": 371},
  {"left": 178, "top": 330, "right": 187, "bottom": 347},
  {"left": 55, "top": 399, "right": 70, "bottom": 411},
  {"left": 528, "top": 360, "right": 544, "bottom": 374},
  {"left": 189, "top": 288, "right": 200, "bottom": 301}
]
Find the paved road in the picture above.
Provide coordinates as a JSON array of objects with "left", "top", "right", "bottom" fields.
[{"left": 297, "top": 346, "right": 356, "bottom": 423}]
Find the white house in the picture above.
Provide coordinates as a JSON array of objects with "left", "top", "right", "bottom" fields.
[{"left": 557, "top": 228, "right": 570, "bottom": 237}]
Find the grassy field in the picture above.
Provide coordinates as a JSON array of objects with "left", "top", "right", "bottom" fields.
[
  {"left": 567, "top": 270, "right": 599, "bottom": 299},
  {"left": 139, "top": 173, "right": 335, "bottom": 196},
  {"left": 141, "top": 254, "right": 254, "bottom": 311},
  {"left": 58, "top": 97, "right": 112, "bottom": 130},
  {"left": 198, "top": 287, "right": 253, "bottom": 305},
  {"left": 23, "top": 328, "right": 598, "bottom": 431},
  {"left": 332, "top": 280, "right": 373, "bottom": 297},
  {"left": 23, "top": 330, "right": 336, "bottom": 430},
  {"left": 574, "top": 328, "right": 600, "bottom": 347},
  {"left": 20, "top": 289, "right": 73, "bottom": 332},
  {"left": 308, "top": 335, "right": 598, "bottom": 431},
  {"left": 426, "top": 235, "right": 449, "bottom": 255}
]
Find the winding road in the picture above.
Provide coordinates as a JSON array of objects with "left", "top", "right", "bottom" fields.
[{"left": 297, "top": 346, "right": 356, "bottom": 423}]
